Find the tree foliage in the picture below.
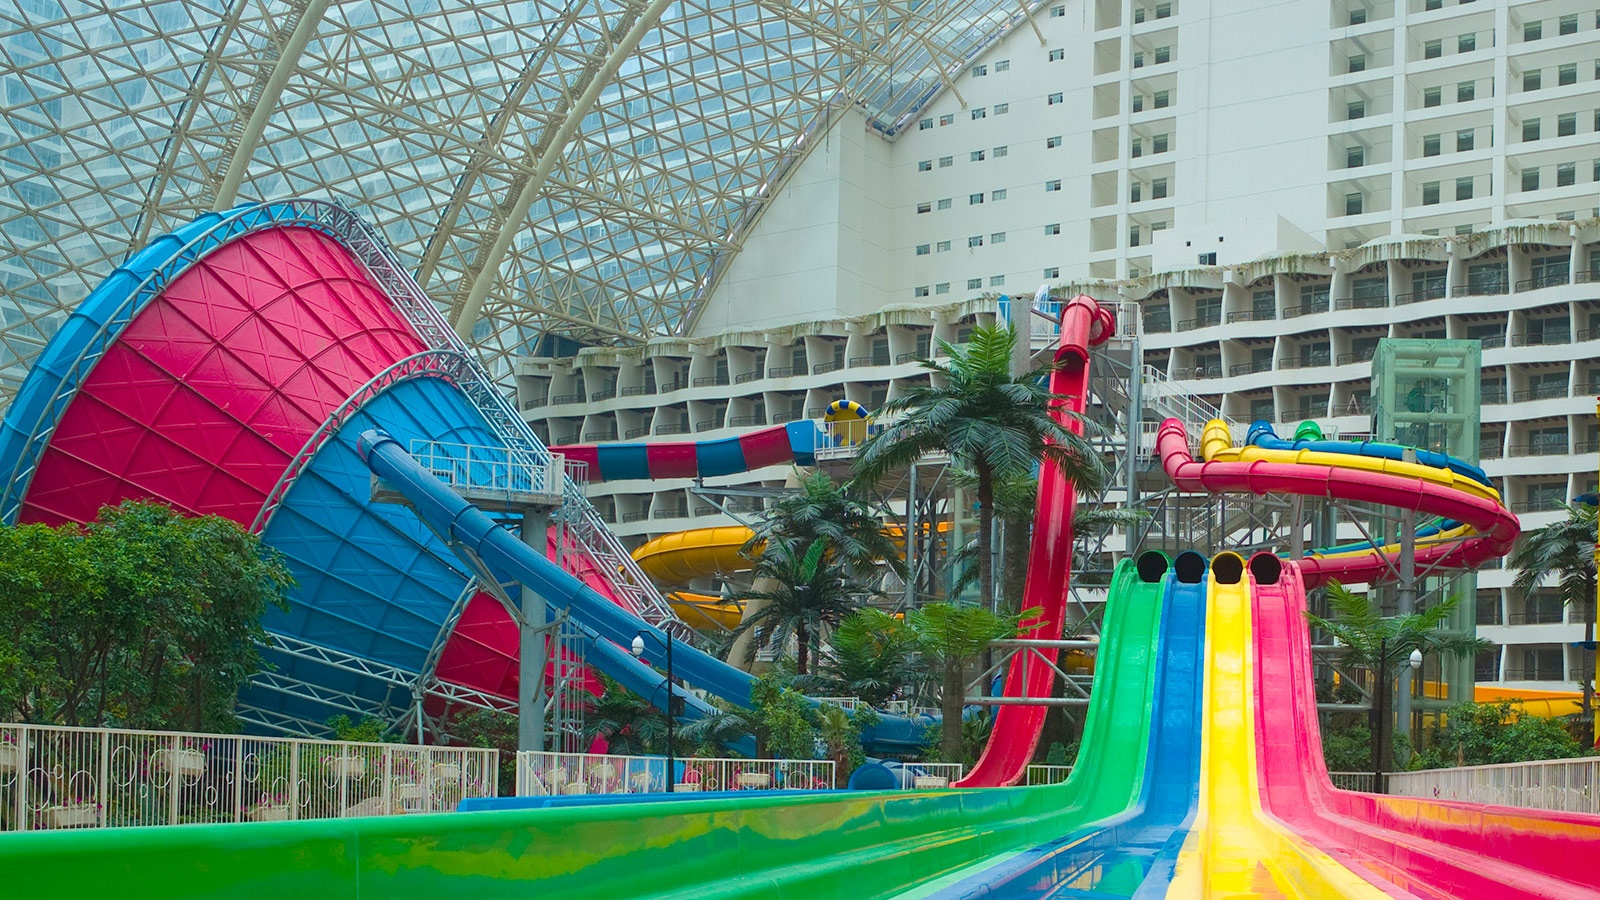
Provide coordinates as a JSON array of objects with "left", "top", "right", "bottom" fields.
[
  {"left": 0, "top": 500, "right": 294, "bottom": 731},
  {"left": 907, "top": 602, "right": 1034, "bottom": 761},
  {"left": 581, "top": 673, "right": 679, "bottom": 756},
  {"left": 750, "top": 673, "right": 819, "bottom": 760},
  {"left": 743, "top": 469, "right": 904, "bottom": 579},
  {"left": 1509, "top": 501, "right": 1598, "bottom": 715},
  {"left": 735, "top": 538, "right": 862, "bottom": 674},
  {"left": 802, "top": 608, "right": 922, "bottom": 708},
  {"left": 1411, "top": 701, "right": 1584, "bottom": 769},
  {"left": 853, "top": 322, "right": 1107, "bottom": 610}
]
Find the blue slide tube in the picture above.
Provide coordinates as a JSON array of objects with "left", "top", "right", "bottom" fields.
[
  {"left": 1246, "top": 420, "right": 1490, "bottom": 487},
  {"left": 356, "top": 429, "right": 928, "bottom": 752}
]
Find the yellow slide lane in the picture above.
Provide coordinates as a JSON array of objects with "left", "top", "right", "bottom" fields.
[
  {"left": 632, "top": 526, "right": 756, "bottom": 583},
  {"left": 1167, "top": 554, "right": 1394, "bottom": 899}
]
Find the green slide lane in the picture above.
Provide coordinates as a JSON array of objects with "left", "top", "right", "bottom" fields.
[{"left": 0, "top": 563, "right": 1164, "bottom": 900}]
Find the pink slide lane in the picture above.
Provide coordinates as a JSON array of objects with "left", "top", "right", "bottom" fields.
[
  {"left": 954, "top": 295, "right": 1115, "bottom": 787},
  {"left": 1250, "top": 557, "right": 1600, "bottom": 899},
  {"left": 1155, "top": 419, "right": 1520, "bottom": 588}
]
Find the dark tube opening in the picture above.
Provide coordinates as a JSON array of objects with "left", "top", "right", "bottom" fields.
[
  {"left": 1136, "top": 551, "right": 1171, "bottom": 583},
  {"left": 1249, "top": 552, "right": 1283, "bottom": 586},
  {"left": 1211, "top": 552, "right": 1245, "bottom": 584},
  {"left": 1173, "top": 551, "right": 1207, "bottom": 584}
]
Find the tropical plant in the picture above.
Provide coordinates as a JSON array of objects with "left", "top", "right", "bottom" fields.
[
  {"left": 802, "top": 608, "right": 923, "bottom": 708},
  {"left": 582, "top": 674, "right": 678, "bottom": 756},
  {"left": 853, "top": 322, "right": 1107, "bottom": 611},
  {"left": 1410, "top": 701, "right": 1584, "bottom": 769},
  {"left": 907, "top": 602, "right": 1036, "bottom": 761},
  {"left": 743, "top": 469, "right": 905, "bottom": 579},
  {"left": 1509, "top": 501, "right": 1598, "bottom": 717},
  {"left": 817, "top": 702, "right": 878, "bottom": 785},
  {"left": 734, "top": 538, "right": 863, "bottom": 674},
  {"left": 442, "top": 707, "right": 519, "bottom": 795},
  {"left": 1304, "top": 580, "right": 1487, "bottom": 776},
  {"left": 750, "top": 674, "right": 818, "bottom": 759}
]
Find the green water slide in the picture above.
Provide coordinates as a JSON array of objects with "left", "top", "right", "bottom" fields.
[{"left": 0, "top": 562, "right": 1164, "bottom": 900}]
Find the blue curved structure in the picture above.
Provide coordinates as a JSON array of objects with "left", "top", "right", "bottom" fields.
[{"left": 1246, "top": 420, "right": 1491, "bottom": 486}]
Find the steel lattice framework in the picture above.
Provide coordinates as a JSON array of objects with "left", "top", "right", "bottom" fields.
[{"left": 0, "top": 0, "right": 1041, "bottom": 402}]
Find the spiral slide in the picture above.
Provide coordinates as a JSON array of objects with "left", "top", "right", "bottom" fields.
[{"left": 954, "top": 294, "right": 1117, "bottom": 787}]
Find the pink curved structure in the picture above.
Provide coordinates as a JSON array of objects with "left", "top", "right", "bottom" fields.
[
  {"left": 1155, "top": 419, "right": 1519, "bottom": 587},
  {"left": 955, "top": 295, "right": 1116, "bottom": 787},
  {"left": 1251, "top": 558, "right": 1600, "bottom": 899}
]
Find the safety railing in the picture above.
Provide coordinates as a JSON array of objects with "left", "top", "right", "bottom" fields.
[
  {"left": 1328, "top": 771, "right": 1378, "bottom": 792},
  {"left": 1385, "top": 757, "right": 1600, "bottom": 814},
  {"left": 515, "top": 751, "right": 835, "bottom": 794},
  {"left": 1025, "top": 765, "right": 1074, "bottom": 785},
  {"left": 0, "top": 723, "right": 496, "bottom": 831},
  {"left": 408, "top": 439, "right": 579, "bottom": 505},
  {"left": 893, "top": 763, "right": 965, "bottom": 789}
]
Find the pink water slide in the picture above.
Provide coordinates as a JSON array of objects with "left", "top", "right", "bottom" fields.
[
  {"left": 1155, "top": 419, "right": 1520, "bottom": 587},
  {"left": 1250, "top": 557, "right": 1600, "bottom": 899},
  {"left": 954, "top": 295, "right": 1116, "bottom": 787}
]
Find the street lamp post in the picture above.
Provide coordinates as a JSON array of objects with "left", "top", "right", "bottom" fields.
[
  {"left": 631, "top": 630, "right": 675, "bottom": 792},
  {"left": 1407, "top": 648, "right": 1423, "bottom": 760}
]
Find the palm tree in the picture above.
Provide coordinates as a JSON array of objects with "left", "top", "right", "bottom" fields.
[
  {"left": 802, "top": 608, "right": 924, "bottom": 708},
  {"left": 907, "top": 602, "right": 1035, "bottom": 761},
  {"left": 734, "top": 538, "right": 862, "bottom": 674},
  {"left": 583, "top": 674, "right": 675, "bottom": 755},
  {"left": 1510, "top": 500, "right": 1598, "bottom": 717},
  {"left": 1305, "top": 581, "right": 1487, "bottom": 778},
  {"left": 853, "top": 322, "right": 1107, "bottom": 610},
  {"left": 743, "top": 469, "right": 905, "bottom": 580}
]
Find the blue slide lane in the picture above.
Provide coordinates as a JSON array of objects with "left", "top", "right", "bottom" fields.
[
  {"left": 355, "top": 429, "right": 929, "bottom": 753},
  {"left": 1246, "top": 420, "right": 1490, "bottom": 486},
  {"left": 917, "top": 565, "right": 1206, "bottom": 899}
]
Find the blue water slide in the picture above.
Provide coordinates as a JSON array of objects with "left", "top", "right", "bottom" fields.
[
  {"left": 1246, "top": 420, "right": 1491, "bottom": 487},
  {"left": 355, "top": 429, "right": 929, "bottom": 753}
]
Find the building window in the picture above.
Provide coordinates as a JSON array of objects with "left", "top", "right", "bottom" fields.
[
  {"left": 1050, "top": 4, "right": 1065, "bottom": 16},
  {"left": 1346, "top": 145, "right": 1365, "bottom": 167},
  {"left": 1153, "top": 133, "right": 1169, "bottom": 153},
  {"left": 1559, "top": 112, "right": 1577, "bottom": 136},
  {"left": 1131, "top": 137, "right": 1143, "bottom": 157},
  {"left": 1198, "top": 252, "right": 1217, "bottom": 265},
  {"left": 1151, "top": 177, "right": 1168, "bottom": 199},
  {"left": 937, "top": 198, "right": 952, "bottom": 210},
  {"left": 1349, "top": 6, "right": 1366, "bottom": 24},
  {"left": 1132, "top": 95, "right": 1144, "bottom": 112},
  {"left": 1129, "top": 226, "right": 1141, "bottom": 246},
  {"left": 1049, "top": 48, "right": 1065, "bottom": 61},
  {"left": 1045, "top": 223, "right": 1061, "bottom": 235},
  {"left": 1525, "top": 20, "right": 1543, "bottom": 41},
  {"left": 1044, "top": 267, "right": 1060, "bottom": 279},
  {"left": 915, "top": 244, "right": 931, "bottom": 255},
  {"left": 913, "top": 286, "right": 930, "bottom": 298},
  {"left": 968, "top": 235, "right": 984, "bottom": 247},
  {"left": 992, "top": 188, "right": 1007, "bottom": 200},
  {"left": 1348, "top": 54, "right": 1366, "bottom": 73},
  {"left": 916, "top": 202, "right": 931, "bottom": 214},
  {"left": 1344, "top": 192, "right": 1363, "bottom": 215},
  {"left": 970, "top": 150, "right": 985, "bottom": 162},
  {"left": 1560, "top": 63, "right": 1578, "bottom": 86},
  {"left": 994, "top": 103, "right": 1009, "bottom": 115},
  {"left": 1349, "top": 99, "right": 1367, "bottom": 118},
  {"left": 939, "top": 113, "right": 954, "bottom": 126},
  {"left": 1134, "top": 51, "right": 1145, "bottom": 68},
  {"left": 1560, "top": 14, "right": 1578, "bottom": 35},
  {"left": 936, "top": 240, "right": 951, "bottom": 252},
  {"left": 991, "top": 232, "right": 1007, "bottom": 244},
  {"left": 1457, "top": 128, "right": 1475, "bottom": 151},
  {"left": 1523, "top": 119, "right": 1540, "bottom": 141},
  {"left": 1458, "top": 81, "right": 1475, "bottom": 102},
  {"left": 1522, "top": 168, "right": 1541, "bottom": 191},
  {"left": 1455, "top": 176, "right": 1474, "bottom": 200},
  {"left": 969, "top": 193, "right": 984, "bottom": 205},
  {"left": 995, "top": 60, "right": 1010, "bottom": 71},
  {"left": 1422, "top": 134, "right": 1440, "bottom": 156},
  {"left": 1047, "top": 135, "right": 1062, "bottom": 148},
  {"left": 1130, "top": 182, "right": 1142, "bottom": 202},
  {"left": 1155, "top": 45, "right": 1171, "bottom": 64},
  {"left": 967, "top": 278, "right": 983, "bottom": 289},
  {"left": 1045, "top": 179, "right": 1062, "bottom": 192},
  {"left": 1422, "top": 181, "right": 1440, "bottom": 204},
  {"left": 1422, "top": 87, "right": 1440, "bottom": 107},
  {"left": 939, "top": 156, "right": 953, "bottom": 167},
  {"left": 1457, "top": 32, "right": 1475, "bottom": 53},
  {"left": 918, "top": 118, "right": 933, "bottom": 131},
  {"left": 971, "top": 108, "right": 987, "bottom": 121},
  {"left": 935, "top": 283, "right": 951, "bottom": 295},
  {"left": 1558, "top": 162, "right": 1576, "bottom": 186},
  {"left": 988, "top": 275, "right": 1004, "bottom": 287},
  {"left": 1048, "top": 92, "right": 1063, "bottom": 105},
  {"left": 1153, "top": 89, "right": 1170, "bottom": 108},
  {"left": 993, "top": 145, "right": 1009, "bottom": 158},
  {"left": 917, "top": 160, "right": 932, "bottom": 172},
  {"left": 972, "top": 64, "right": 987, "bottom": 77},
  {"left": 1524, "top": 69, "right": 1541, "bottom": 91},
  {"left": 1423, "top": 39, "right": 1441, "bottom": 59}
]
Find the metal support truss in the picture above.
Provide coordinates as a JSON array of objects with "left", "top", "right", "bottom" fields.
[{"left": 964, "top": 639, "right": 1096, "bottom": 707}]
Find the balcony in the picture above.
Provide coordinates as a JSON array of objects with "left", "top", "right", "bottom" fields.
[
  {"left": 813, "top": 360, "right": 845, "bottom": 375},
  {"left": 1453, "top": 279, "right": 1507, "bottom": 297},
  {"left": 1143, "top": 316, "right": 1173, "bottom": 333},
  {"left": 767, "top": 366, "right": 798, "bottom": 378},
  {"left": 1474, "top": 334, "right": 1505, "bottom": 349},
  {"left": 734, "top": 371, "right": 763, "bottom": 384},
  {"left": 1336, "top": 347, "right": 1377, "bottom": 365},
  {"left": 1512, "top": 383, "right": 1569, "bottom": 402},
  {"left": 554, "top": 433, "right": 578, "bottom": 445},
  {"left": 654, "top": 423, "right": 690, "bottom": 435},
  {"left": 849, "top": 355, "right": 891, "bottom": 367},
  {"left": 621, "top": 385, "right": 652, "bottom": 396},
  {"left": 659, "top": 379, "right": 686, "bottom": 394},
  {"left": 1481, "top": 384, "right": 1507, "bottom": 403},
  {"left": 1511, "top": 331, "right": 1571, "bottom": 348},
  {"left": 1280, "top": 355, "right": 1332, "bottom": 369},
  {"left": 1176, "top": 315, "right": 1222, "bottom": 330},
  {"left": 1478, "top": 441, "right": 1504, "bottom": 459},
  {"left": 695, "top": 419, "right": 719, "bottom": 432},
  {"left": 589, "top": 389, "right": 616, "bottom": 402},
  {"left": 1334, "top": 294, "right": 1389, "bottom": 310},
  {"left": 1508, "top": 441, "right": 1569, "bottom": 457},
  {"left": 772, "top": 410, "right": 804, "bottom": 423},
  {"left": 1501, "top": 667, "right": 1566, "bottom": 680},
  {"left": 624, "top": 426, "right": 650, "bottom": 438},
  {"left": 652, "top": 506, "right": 690, "bottom": 519},
  {"left": 621, "top": 510, "right": 649, "bottom": 523},
  {"left": 728, "top": 414, "right": 765, "bottom": 426},
  {"left": 1227, "top": 309, "right": 1275, "bottom": 323},
  {"left": 550, "top": 393, "right": 582, "bottom": 404},
  {"left": 1516, "top": 271, "right": 1570, "bottom": 291},
  {"left": 1230, "top": 360, "right": 1274, "bottom": 376},
  {"left": 1507, "top": 607, "right": 1567, "bottom": 625},
  {"left": 1281, "top": 301, "right": 1330, "bottom": 318},
  {"left": 692, "top": 374, "right": 730, "bottom": 387},
  {"left": 896, "top": 350, "right": 925, "bottom": 363},
  {"left": 1574, "top": 439, "right": 1600, "bottom": 453},
  {"left": 1394, "top": 284, "right": 1447, "bottom": 305},
  {"left": 582, "top": 430, "right": 618, "bottom": 442},
  {"left": 1179, "top": 365, "right": 1223, "bottom": 380}
]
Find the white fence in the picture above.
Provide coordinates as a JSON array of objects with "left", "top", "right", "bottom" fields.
[
  {"left": 1385, "top": 757, "right": 1600, "bottom": 814},
  {"left": 1026, "top": 765, "right": 1074, "bottom": 786},
  {"left": 1328, "top": 771, "right": 1379, "bottom": 792},
  {"left": 893, "top": 763, "right": 964, "bottom": 789},
  {"left": 516, "top": 750, "right": 835, "bottom": 795},
  {"left": 0, "top": 723, "right": 497, "bottom": 831}
]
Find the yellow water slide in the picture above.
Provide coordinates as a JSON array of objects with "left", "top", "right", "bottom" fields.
[{"left": 631, "top": 526, "right": 754, "bottom": 631}]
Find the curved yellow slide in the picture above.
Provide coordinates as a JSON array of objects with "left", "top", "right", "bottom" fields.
[
  {"left": 1167, "top": 555, "right": 1393, "bottom": 898},
  {"left": 632, "top": 526, "right": 754, "bottom": 631}
]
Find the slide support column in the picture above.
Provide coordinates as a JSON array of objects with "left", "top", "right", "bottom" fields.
[{"left": 520, "top": 508, "right": 551, "bottom": 753}]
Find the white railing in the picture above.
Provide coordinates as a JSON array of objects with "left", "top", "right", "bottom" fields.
[
  {"left": 515, "top": 750, "right": 835, "bottom": 795},
  {"left": 0, "top": 723, "right": 497, "bottom": 831},
  {"left": 1385, "top": 757, "right": 1600, "bottom": 814},
  {"left": 408, "top": 439, "right": 585, "bottom": 503},
  {"left": 1026, "top": 765, "right": 1074, "bottom": 786},
  {"left": 1029, "top": 299, "right": 1140, "bottom": 343},
  {"left": 1328, "top": 771, "right": 1379, "bottom": 793},
  {"left": 895, "top": 763, "right": 965, "bottom": 789}
]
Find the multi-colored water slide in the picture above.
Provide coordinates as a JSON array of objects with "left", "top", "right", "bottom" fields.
[
  {"left": 954, "top": 294, "right": 1117, "bottom": 788},
  {"left": 1159, "top": 418, "right": 1600, "bottom": 897}
]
